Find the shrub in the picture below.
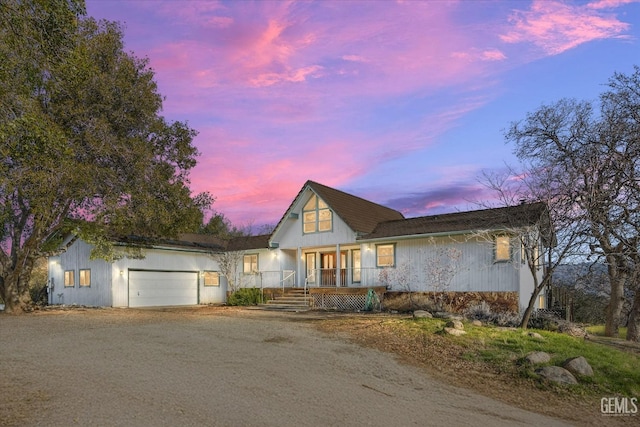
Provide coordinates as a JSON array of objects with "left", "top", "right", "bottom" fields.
[
  {"left": 464, "top": 301, "right": 521, "bottom": 327},
  {"left": 227, "top": 288, "right": 264, "bottom": 306}
]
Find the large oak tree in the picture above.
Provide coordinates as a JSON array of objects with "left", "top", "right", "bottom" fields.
[
  {"left": 0, "top": 0, "right": 209, "bottom": 313},
  {"left": 504, "top": 67, "right": 640, "bottom": 340}
]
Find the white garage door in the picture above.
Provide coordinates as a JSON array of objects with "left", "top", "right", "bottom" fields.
[{"left": 129, "top": 271, "right": 198, "bottom": 308}]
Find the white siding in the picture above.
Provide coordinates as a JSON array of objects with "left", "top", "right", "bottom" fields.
[
  {"left": 364, "top": 235, "right": 523, "bottom": 293},
  {"left": 113, "top": 247, "right": 226, "bottom": 306},
  {"left": 48, "top": 240, "right": 112, "bottom": 306},
  {"left": 272, "top": 189, "right": 357, "bottom": 250},
  {"left": 52, "top": 240, "right": 226, "bottom": 307}
]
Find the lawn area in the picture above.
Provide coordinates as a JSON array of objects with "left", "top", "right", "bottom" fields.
[
  {"left": 411, "top": 318, "right": 640, "bottom": 397},
  {"left": 586, "top": 324, "right": 628, "bottom": 340}
]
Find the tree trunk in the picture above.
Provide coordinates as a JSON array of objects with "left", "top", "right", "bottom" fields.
[
  {"left": 605, "top": 261, "right": 626, "bottom": 337},
  {"left": 1, "top": 274, "right": 32, "bottom": 314},
  {"left": 626, "top": 286, "right": 640, "bottom": 342},
  {"left": 0, "top": 259, "right": 36, "bottom": 314},
  {"left": 520, "top": 278, "right": 548, "bottom": 329}
]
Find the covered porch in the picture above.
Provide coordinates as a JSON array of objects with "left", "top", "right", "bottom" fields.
[{"left": 262, "top": 244, "right": 387, "bottom": 289}]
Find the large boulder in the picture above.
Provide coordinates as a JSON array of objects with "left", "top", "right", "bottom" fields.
[
  {"left": 558, "top": 323, "right": 588, "bottom": 338},
  {"left": 524, "top": 351, "right": 551, "bottom": 365},
  {"left": 413, "top": 310, "right": 433, "bottom": 319},
  {"left": 527, "top": 331, "right": 545, "bottom": 341},
  {"left": 562, "top": 356, "right": 594, "bottom": 377},
  {"left": 433, "top": 312, "right": 463, "bottom": 321},
  {"left": 443, "top": 327, "right": 467, "bottom": 336},
  {"left": 446, "top": 319, "right": 464, "bottom": 330},
  {"left": 535, "top": 366, "right": 578, "bottom": 385}
]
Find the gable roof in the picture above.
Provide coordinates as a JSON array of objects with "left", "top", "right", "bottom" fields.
[
  {"left": 306, "top": 181, "right": 405, "bottom": 234},
  {"left": 361, "top": 202, "right": 549, "bottom": 241},
  {"left": 274, "top": 180, "right": 403, "bottom": 235}
]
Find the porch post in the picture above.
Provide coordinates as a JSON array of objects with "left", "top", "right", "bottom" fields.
[
  {"left": 335, "top": 244, "right": 341, "bottom": 287},
  {"left": 297, "top": 247, "right": 302, "bottom": 288}
]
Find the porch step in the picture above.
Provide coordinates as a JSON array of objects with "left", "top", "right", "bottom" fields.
[{"left": 257, "top": 289, "right": 312, "bottom": 312}]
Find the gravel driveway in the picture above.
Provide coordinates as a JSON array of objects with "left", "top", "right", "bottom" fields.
[{"left": 0, "top": 307, "right": 570, "bottom": 426}]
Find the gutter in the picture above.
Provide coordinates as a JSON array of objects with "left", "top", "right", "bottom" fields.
[
  {"left": 356, "top": 227, "right": 526, "bottom": 244},
  {"left": 113, "top": 242, "right": 224, "bottom": 255}
]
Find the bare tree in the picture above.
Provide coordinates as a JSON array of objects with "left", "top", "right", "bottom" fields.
[
  {"left": 216, "top": 250, "right": 246, "bottom": 294},
  {"left": 501, "top": 67, "right": 640, "bottom": 340},
  {"left": 420, "top": 240, "right": 464, "bottom": 311},
  {"left": 479, "top": 169, "right": 584, "bottom": 329}
]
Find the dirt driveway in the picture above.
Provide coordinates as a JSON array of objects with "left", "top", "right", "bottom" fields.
[{"left": 0, "top": 306, "right": 570, "bottom": 426}]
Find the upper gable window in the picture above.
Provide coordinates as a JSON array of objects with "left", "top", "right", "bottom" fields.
[{"left": 303, "top": 194, "right": 332, "bottom": 233}]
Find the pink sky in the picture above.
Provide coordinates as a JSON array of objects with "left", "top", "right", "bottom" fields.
[{"left": 86, "top": 0, "right": 640, "bottom": 228}]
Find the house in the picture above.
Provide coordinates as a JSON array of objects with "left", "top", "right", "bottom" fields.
[{"left": 48, "top": 180, "right": 550, "bottom": 312}]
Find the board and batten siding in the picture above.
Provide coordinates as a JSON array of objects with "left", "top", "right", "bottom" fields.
[
  {"left": 371, "top": 235, "right": 522, "bottom": 293},
  {"left": 272, "top": 189, "right": 358, "bottom": 250},
  {"left": 112, "top": 246, "right": 225, "bottom": 307},
  {"left": 48, "top": 239, "right": 113, "bottom": 307},
  {"left": 50, "top": 239, "right": 226, "bottom": 308}
]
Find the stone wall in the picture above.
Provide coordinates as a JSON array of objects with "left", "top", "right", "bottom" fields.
[{"left": 382, "top": 291, "right": 519, "bottom": 313}]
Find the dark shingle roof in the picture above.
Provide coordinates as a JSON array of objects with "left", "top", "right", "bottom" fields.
[
  {"left": 306, "top": 181, "right": 405, "bottom": 234},
  {"left": 120, "top": 233, "right": 226, "bottom": 252},
  {"left": 361, "top": 202, "right": 549, "bottom": 240},
  {"left": 119, "top": 233, "right": 271, "bottom": 252},
  {"left": 225, "top": 234, "right": 271, "bottom": 251}
]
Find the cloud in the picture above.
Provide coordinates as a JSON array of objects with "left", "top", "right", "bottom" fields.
[
  {"left": 249, "top": 64, "right": 323, "bottom": 87},
  {"left": 85, "top": 0, "right": 638, "bottom": 227},
  {"left": 500, "top": 0, "right": 632, "bottom": 55},
  {"left": 588, "top": 0, "right": 638, "bottom": 10},
  {"left": 384, "top": 182, "right": 495, "bottom": 217}
]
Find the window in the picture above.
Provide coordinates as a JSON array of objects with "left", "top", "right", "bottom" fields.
[
  {"left": 352, "top": 249, "right": 361, "bottom": 282},
  {"left": 495, "top": 236, "right": 511, "bottom": 261},
  {"left": 303, "top": 194, "right": 332, "bottom": 233},
  {"left": 64, "top": 270, "right": 75, "bottom": 287},
  {"left": 203, "top": 271, "right": 220, "bottom": 287},
  {"left": 376, "top": 244, "right": 395, "bottom": 267},
  {"left": 538, "top": 294, "right": 545, "bottom": 309},
  {"left": 79, "top": 269, "right": 91, "bottom": 287},
  {"left": 243, "top": 254, "right": 258, "bottom": 274}
]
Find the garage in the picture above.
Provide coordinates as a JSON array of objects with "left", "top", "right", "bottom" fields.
[{"left": 129, "top": 271, "right": 198, "bottom": 308}]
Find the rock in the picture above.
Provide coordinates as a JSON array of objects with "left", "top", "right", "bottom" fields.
[
  {"left": 433, "top": 312, "right": 463, "bottom": 320},
  {"left": 558, "top": 323, "right": 588, "bottom": 338},
  {"left": 562, "top": 356, "right": 593, "bottom": 377},
  {"left": 471, "top": 320, "right": 482, "bottom": 327},
  {"left": 443, "top": 327, "right": 467, "bottom": 336},
  {"left": 413, "top": 310, "right": 433, "bottom": 319},
  {"left": 446, "top": 320, "right": 464, "bottom": 330},
  {"left": 535, "top": 366, "right": 578, "bottom": 385},
  {"left": 527, "top": 332, "right": 545, "bottom": 340},
  {"left": 524, "top": 351, "right": 551, "bottom": 365}
]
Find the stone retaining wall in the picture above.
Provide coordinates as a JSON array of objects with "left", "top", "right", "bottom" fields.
[{"left": 382, "top": 291, "right": 519, "bottom": 313}]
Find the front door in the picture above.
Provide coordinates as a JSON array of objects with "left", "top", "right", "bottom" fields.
[{"left": 321, "top": 252, "right": 347, "bottom": 287}]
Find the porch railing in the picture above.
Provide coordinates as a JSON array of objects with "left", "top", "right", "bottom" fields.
[
  {"left": 255, "top": 270, "right": 295, "bottom": 290},
  {"left": 304, "top": 267, "right": 390, "bottom": 288},
  {"left": 246, "top": 267, "right": 393, "bottom": 289}
]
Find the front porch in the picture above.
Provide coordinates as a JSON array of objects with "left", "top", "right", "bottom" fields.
[
  {"left": 260, "top": 285, "right": 387, "bottom": 311},
  {"left": 253, "top": 267, "right": 391, "bottom": 290}
]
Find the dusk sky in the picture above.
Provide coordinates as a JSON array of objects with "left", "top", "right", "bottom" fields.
[{"left": 85, "top": 0, "right": 640, "bottom": 228}]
